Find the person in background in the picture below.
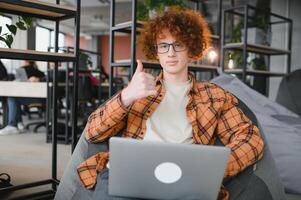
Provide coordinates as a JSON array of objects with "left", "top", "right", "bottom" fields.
[
  {"left": 0, "top": 60, "right": 9, "bottom": 128},
  {"left": 0, "top": 60, "right": 8, "bottom": 81},
  {"left": 0, "top": 61, "right": 45, "bottom": 135}
]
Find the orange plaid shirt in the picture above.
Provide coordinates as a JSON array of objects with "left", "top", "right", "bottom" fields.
[{"left": 77, "top": 72, "right": 264, "bottom": 200}]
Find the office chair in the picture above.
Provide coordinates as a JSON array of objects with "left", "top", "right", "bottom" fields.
[
  {"left": 24, "top": 103, "right": 46, "bottom": 133},
  {"left": 276, "top": 69, "right": 301, "bottom": 116}
]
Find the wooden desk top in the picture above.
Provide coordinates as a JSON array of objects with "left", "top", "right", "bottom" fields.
[{"left": 0, "top": 81, "right": 47, "bottom": 98}]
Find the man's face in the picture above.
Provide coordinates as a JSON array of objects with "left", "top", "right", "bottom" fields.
[{"left": 156, "top": 29, "right": 191, "bottom": 79}]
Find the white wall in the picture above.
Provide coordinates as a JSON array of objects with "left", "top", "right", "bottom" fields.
[
  {"left": 269, "top": 0, "right": 301, "bottom": 100},
  {"left": 289, "top": 0, "right": 301, "bottom": 72}
]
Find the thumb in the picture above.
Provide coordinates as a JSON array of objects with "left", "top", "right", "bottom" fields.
[{"left": 135, "top": 59, "right": 144, "bottom": 73}]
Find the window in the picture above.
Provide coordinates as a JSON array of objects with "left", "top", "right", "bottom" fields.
[
  {"left": 51, "top": 31, "right": 65, "bottom": 51},
  {"left": 0, "top": 15, "right": 13, "bottom": 71},
  {"left": 36, "top": 26, "right": 65, "bottom": 70},
  {"left": 36, "top": 26, "right": 65, "bottom": 52},
  {"left": 36, "top": 26, "right": 51, "bottom": 52},
  {"left": 0, "top": 15, "right": 12, "bottom": 48}
]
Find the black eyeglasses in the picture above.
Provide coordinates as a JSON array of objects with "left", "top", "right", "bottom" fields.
[{"left": 155, "top": 42, "right": 186, "bottom": 54}]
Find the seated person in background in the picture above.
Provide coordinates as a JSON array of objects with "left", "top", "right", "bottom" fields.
[
  {"left": 77, "top": 7, "right": 264, "bottom": 200},
  {"left": 0, "top": 60, "right": 8, "bottom": 81},
  {"left": 99, "top": 64, "right": 109, "bottom": 83},
  {"left": 0, "top": 60, "right": 8, "bottom": 123},
  {"left": 0, "top": 61, "right": 45, "bottom": 135}
]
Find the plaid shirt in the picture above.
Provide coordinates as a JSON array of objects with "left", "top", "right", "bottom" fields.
[{"left": 77, "top": 72, "right": 264, "bottom": 200}]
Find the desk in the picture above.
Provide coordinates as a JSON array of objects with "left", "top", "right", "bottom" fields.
[
  {"left": 0, "top": 81, "right": 47, "bottom": 127},
  {"left": 0, "top": 81, "right": 47, "bottom": 98}
]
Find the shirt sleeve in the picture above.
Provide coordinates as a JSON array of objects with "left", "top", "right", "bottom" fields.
[
  {"left": 216, "top": 91, "right": 264, "bottom": 177},
  {"left": 85, "top": 92, "right": 129, "bottom": 143}
]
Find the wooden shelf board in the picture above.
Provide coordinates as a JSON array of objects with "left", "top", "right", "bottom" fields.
[
  {"left": 0, "top": 0, "right": 76, "bottom": 20},
  {"left": 224, "top": 42, "right": 290, "bottom": 55},
  {"left": 0, "top": 48, "right": 75, "bottom": 62},
  {"left": 112, "top": 59, "right": 217, "bottom": 71},
  {"left": 224, "top": 68, "right": 286, "bottom": 77},
  {"left": 113, "top": 21, "right": 220, "bottom": 40}
]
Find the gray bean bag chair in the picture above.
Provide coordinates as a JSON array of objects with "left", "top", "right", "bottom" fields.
[
  {"left": 211, "top": 73, "right": 301, "bottom": 195},
  {"left": 55, "top": 89, "right": 286, "bottom": 200}
]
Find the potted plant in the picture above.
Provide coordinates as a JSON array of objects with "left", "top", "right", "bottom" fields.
[
  {"left": 251, "top": 55, "right": 267, "bottom": 71},
  {"left": 0, "top": 14, "right": 32, "bottom": 48},
  {"left": 240, "top": 15, "right": 271, "bottom": 45},
  {"left": 137, "top": 0, "right": 187, "bottom": 20}
]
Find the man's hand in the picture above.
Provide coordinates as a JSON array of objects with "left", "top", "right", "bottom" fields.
[
  {"left": 121, "top": 60, "right": 157, "bottom": 107},
  {"left": 28, "top": 76, "right": 40, "bottom": 82}
]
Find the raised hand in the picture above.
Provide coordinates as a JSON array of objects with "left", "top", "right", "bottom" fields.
[{"left": 121, "top": 60, "right": 157, "bottom": 107}]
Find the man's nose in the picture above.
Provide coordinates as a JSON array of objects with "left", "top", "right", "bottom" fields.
[{"left": 168, "top": 45, "right": 176, "bottom": 56}]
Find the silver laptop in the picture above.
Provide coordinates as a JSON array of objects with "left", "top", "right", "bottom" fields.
[
  {"left": 108, "top": 137, "right": 230, "bottom": 200},
  {"left": 15, "top": 68, "right": 28, "bottom": 81}
]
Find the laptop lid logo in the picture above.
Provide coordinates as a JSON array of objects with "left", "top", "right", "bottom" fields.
[{"left": 154, "top": 162, "right": 182, "bottom": 184}]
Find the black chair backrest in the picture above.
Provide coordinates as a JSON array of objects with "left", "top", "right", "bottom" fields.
[
  {"left": 78, "top": 75, "right": 93, "bottom": 101},
  {"left": 276, "top": 69, "right": 301, "bottom": 116}
]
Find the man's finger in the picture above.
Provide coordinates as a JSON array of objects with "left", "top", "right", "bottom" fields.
[{"left": 135, "top": 59, "right": 144, "bottom": 73}]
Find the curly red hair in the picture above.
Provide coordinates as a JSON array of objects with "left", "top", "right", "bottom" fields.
[{"left": 138, "top": 6, "right": 212, "bottom": 60}]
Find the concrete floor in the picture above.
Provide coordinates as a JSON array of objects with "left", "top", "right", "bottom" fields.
[{"left": 0, "top": 127, "right": 71, "bottom": 199}]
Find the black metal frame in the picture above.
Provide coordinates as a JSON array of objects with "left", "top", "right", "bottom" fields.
[
  {"left": 46, "top": 46, "right": 102, "bottom": 146},
  {"left": 0, "top": 0, "right": 81, "bottom": 199},
  {"left": 220, "top": 4, "right": 292, "bottom": 88}
]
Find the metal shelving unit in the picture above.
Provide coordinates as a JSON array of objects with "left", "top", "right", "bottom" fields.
[
  {"left": 46, "top": 46, "right": 102, "bottom": 145},
  {"left": 0, "top": 0, "right": 81, "bottom": 199},
  {"left": 108, "top": 0, "right": 222, "bottom": 97},
  {"left": 220, "top": 4, "right": 292, "bottom": 95}
]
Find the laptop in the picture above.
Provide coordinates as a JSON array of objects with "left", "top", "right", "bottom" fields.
[
  {"left": 108, "top": 137, "right": 230, "bottom": 200},
  {"left": 15, "top": 68, "right": 28, "bottom": 81}
]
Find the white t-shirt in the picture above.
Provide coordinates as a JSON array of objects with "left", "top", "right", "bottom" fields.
[{"left": 144, "top": 79, "right": 193, "bottom": 144}]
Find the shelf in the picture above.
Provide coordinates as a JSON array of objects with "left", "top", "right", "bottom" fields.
[
  {"left": 223, "top": 43, "right": 290, "bottom": 55},
  {"left": 113, "top": 21, "right": 220, "bottom": 40},
  {"left": 112, "top": 21, "right": 144, "bottom": 33},
  {"left": 112, "top": 21, "right": 132, "bottom": 31},
  {"left": 0, "top": 0, "right": 76, "bottom": 21},
  {"left": 224, "top": 68, "right": 287, "bottom": 77},
  {"left": 211, "top": 35, "right": 220, "bottom": 41},
  {"left": 112, "top": 59, "right": 218, "bottom": 71},
  {"left": 0, "top": 48, "right": 75, "bottom": 62}
]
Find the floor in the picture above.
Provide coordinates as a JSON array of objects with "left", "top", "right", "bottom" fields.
[{"left": 0, "top": 122, "right": 72, "bottom": 199}]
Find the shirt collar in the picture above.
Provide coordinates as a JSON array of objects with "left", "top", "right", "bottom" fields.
[{"left": 155, "top": 70, "right": 198, "bottom": 96}]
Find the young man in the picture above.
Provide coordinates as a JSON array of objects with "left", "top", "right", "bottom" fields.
[{"left": 77, "top": 7, "right": 264, "bottom": 200}]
